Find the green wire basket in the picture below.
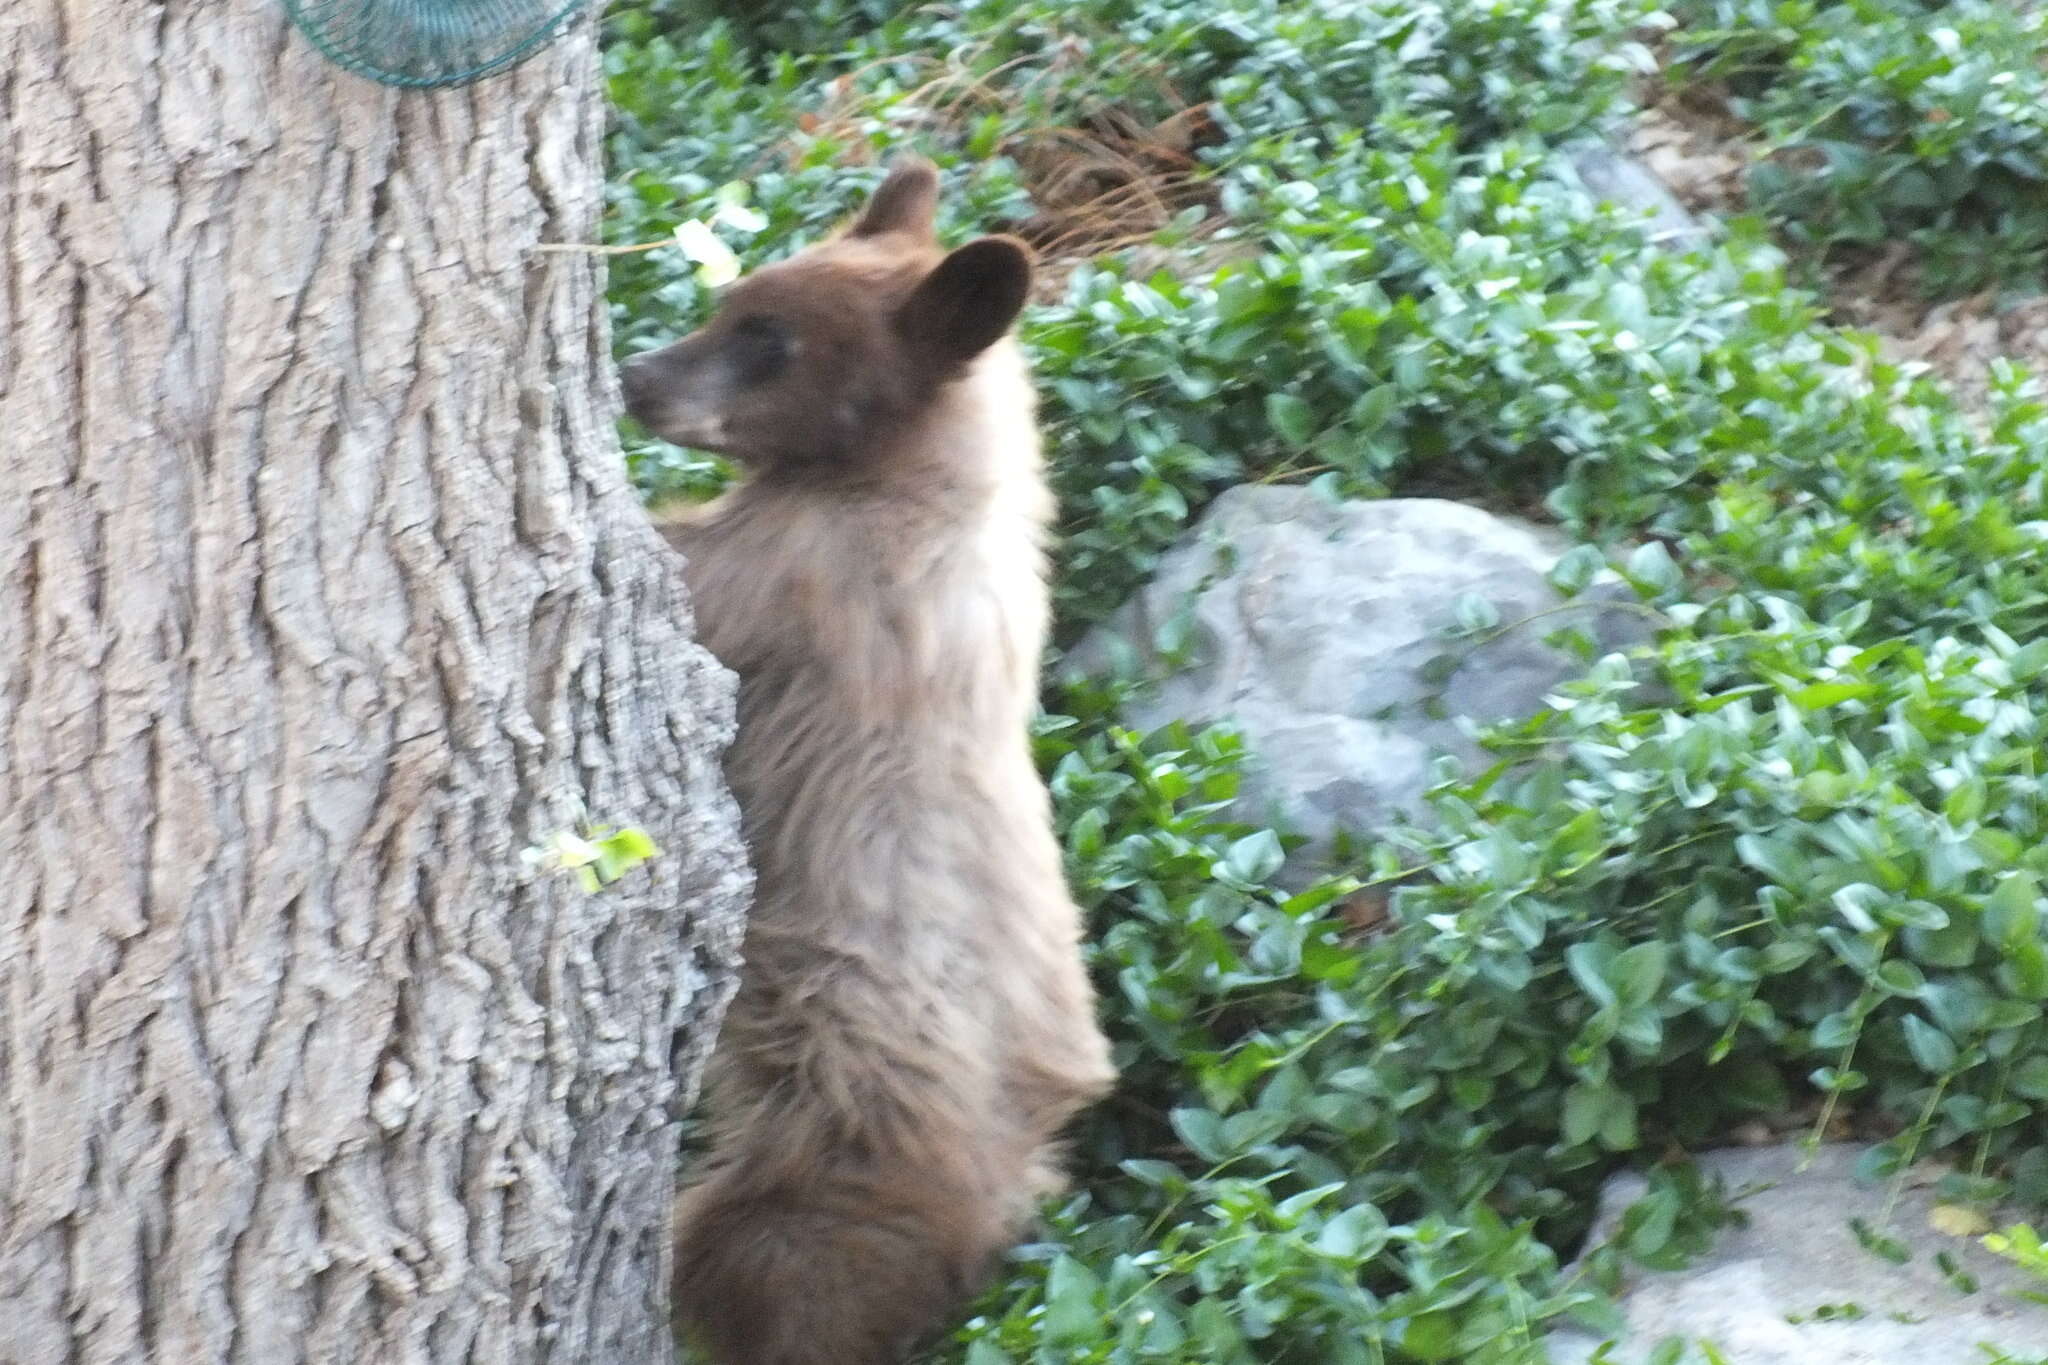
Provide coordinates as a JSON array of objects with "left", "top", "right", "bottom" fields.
[{"left": 283, "top": 0, "right": 589, "bottom": 89}]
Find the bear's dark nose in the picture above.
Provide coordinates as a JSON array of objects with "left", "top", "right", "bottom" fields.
[{"left": 619, "top": 354, "right": 659, "bottom": 421}]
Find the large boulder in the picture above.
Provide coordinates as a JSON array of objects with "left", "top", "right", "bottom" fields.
[
  {"left": 1547, "top": 1143, "right": 2048, "bottom": 1364},
  {"left": 1066, "top": 486, "right": 1649, "bottom": 880}
]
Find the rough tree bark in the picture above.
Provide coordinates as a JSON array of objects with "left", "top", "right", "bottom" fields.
[{"left": 0, "top": 3, "right": 750, "bottom": 1362}]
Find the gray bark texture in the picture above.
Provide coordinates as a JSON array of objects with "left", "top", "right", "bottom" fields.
[{"left": 0, "top": 3, "right": 751, "bottom": 1363}]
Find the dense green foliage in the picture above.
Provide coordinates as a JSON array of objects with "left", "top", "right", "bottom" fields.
[
  {"left": 602, "top": 1, "right": 2048, "bottom": 1359},
  {"left": 1666, "top": 0, "right": 2048, "bottom": 294}
]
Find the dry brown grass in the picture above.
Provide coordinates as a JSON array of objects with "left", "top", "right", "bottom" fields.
[{"left": 778, "top": 37, "right": 1231, "bottom": 295}]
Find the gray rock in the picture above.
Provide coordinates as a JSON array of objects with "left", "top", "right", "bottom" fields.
[
  {"left": 1065, "top": 486, "right": 1650, "bottom": 881},
  {"left": 1547, "top": 1144, "right": 2048, "bottom": 1365},
  {"left": 1566, "top": 137, "right": 1710, "bottom": 252}
]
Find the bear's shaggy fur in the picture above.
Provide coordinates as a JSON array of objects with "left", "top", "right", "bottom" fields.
[{"left": 621, "top": 159, "right": 1115, "bottom": 1365}]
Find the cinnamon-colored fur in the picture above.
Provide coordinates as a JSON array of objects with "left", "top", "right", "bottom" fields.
[{"left": 621, "top": 160, "right": 1115, "bottom": 1365}]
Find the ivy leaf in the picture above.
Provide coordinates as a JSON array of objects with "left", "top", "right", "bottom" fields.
[
  {"left": 1984, "top": 872, "right": 2040, "bottom": 948},
  {"left": 1315, "top": 1203, "right": 1390, "bottom": 1261},
  {"left": 1265, "top": 392, "right": 1317, "bottom": 448},
  {"left": 1040, "top": 1255, "right": 1104, "bottom": 1347},
  {"left": 1902, "top": 1015, "right": 1960, "bottom": 1074},
  {"left": 1218, "top": 830, "right": 1284, "bottom": 885},
  {"left": 1625, "top": 540, "right": 1680, "bottom": 594}
]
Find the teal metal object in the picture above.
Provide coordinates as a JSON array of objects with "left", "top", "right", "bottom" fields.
[{"left": 283, "top": 0, "right": 588, "bottom": 89}]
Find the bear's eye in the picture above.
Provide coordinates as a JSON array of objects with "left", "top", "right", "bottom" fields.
[{"left": 726, "top": 315, "right": 792, "bottom": 388}]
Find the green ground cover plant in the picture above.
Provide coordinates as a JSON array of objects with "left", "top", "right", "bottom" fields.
[
  {"left": 1663, "top": 0, "right": 2048, "bottom": 295},
  {"left": 603, "top": 1, "right": 2048, "bottom": 1358}
]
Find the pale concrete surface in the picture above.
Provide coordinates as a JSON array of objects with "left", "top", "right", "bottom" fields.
[{"left": 1547, "top": 1144, "right": 2048, "bottom": 1364}]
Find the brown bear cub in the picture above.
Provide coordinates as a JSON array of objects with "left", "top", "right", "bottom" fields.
[{"left": 620, "top": 159, "right": 1116, "bottom": 1365}]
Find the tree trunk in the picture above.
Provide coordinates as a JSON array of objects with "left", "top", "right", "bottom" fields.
[{"left": 0, "top": 4, "right": 750, "bottom": 1362}]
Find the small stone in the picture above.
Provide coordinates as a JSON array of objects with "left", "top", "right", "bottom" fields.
[{"left": 1566, "top": 137, "right": 1711, "bottom": 252}]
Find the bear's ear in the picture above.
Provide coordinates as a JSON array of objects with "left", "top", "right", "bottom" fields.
[
  {"left": 847, "top": 157, "right": 940, "bottom": 241},
  {"left": 895, "top": 235, "right": 1034, "bottom": 369}
]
